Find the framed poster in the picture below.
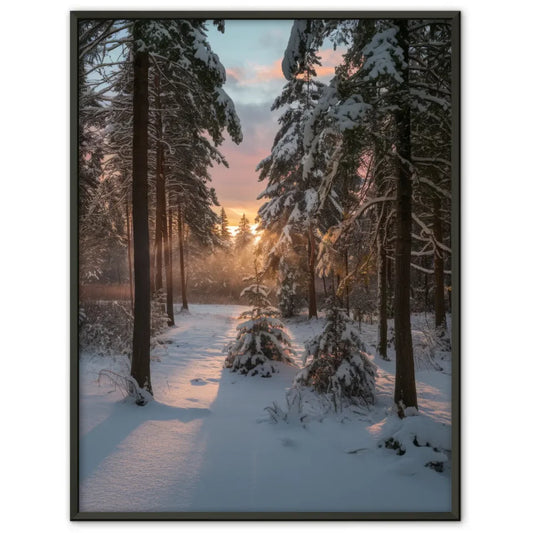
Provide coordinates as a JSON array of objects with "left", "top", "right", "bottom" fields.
[{"left": 71, "top": 10, "right": 460, "bottom": 520}]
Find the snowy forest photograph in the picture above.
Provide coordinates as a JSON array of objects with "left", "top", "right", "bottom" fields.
[{"left": 73, "top": 12, "right": 459, "bottom": 519}]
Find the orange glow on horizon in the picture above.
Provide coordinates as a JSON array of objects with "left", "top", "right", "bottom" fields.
[
  {"left": 224, "top": 223, "right": 263, "bottom": 245},
  {"left": 227, "top": 223, "right": 261, "bottom": 237}
]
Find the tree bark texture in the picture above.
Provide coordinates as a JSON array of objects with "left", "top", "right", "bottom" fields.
[
  {"left": 125, "top": 198, "right": 134, "bottom": 313},
  {"left": 433, "top": 196, "right": 446, "bottom": 330},
  {"left": 164, "top": 194, "right": 175, "bottom": 325},
  {"left": 154, "top": 73, "right": 164, "bottom": 293},
  {"left": 177, "top": 197, "right": 189, "bottom": 311},
  {"left": 344, "top": 249, "right": 350, "bottom": 315},
  {"left": 130, "top": 44, "right": 152, "bottom": 398},
  {"left": 307, "top": 225, "right": 318, "bottom": 319},
  {"left": 378, "top": 218, "right": 389, "bottom": 359},
  {"left": 393, "top": 20, "right": 417, "bottom": 415}
]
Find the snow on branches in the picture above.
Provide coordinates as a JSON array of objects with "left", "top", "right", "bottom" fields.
[
  {"left": 225, "top": 266, "right": 296, "bottom": 377},
  {"left": 294, "top": 300, "right": 376, "bottom": 408}
]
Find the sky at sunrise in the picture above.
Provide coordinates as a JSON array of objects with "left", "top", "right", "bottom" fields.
[{"left": 206, "top": 20, "right": 343, "bottom": 226}]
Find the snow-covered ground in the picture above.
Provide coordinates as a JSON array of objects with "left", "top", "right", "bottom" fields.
[{"left": 79, "top": 304, "right": 452, "bottom": 513}]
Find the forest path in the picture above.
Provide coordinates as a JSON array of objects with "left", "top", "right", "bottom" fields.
[
  {"left": 79, "top": 305, "right": 451, "bottom": 513},
  {"left": 79, "top": 304, "right": 251, "bottom": 512}
]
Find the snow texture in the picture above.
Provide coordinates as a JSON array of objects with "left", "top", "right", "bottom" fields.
[
  {"left": 79, "top": 305, "right": 452, "bottom": 512},
  {"left": 361, "top": 27, "right": 405, "bottom": 84}
]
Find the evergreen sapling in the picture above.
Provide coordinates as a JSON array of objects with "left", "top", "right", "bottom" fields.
[
  {"left": 294, "top": 299, "right": 377, "bottom": 407},
  {"left": 225, "top": 263, "right": 295, "bottom": 377}
]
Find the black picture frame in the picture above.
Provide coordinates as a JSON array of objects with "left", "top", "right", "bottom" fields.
[{"left": 71, "top": 10, "right": 460, "bottom": 520}]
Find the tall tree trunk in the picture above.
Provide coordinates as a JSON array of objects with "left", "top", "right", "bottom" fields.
[
  {"left": 424, "top": 271, "right": 429, "bottom": 312},
  {"left": 154, "top": 73, "right": 164, "bottom": 293},
  {"left": 393, "top": 19, "right": 417, "bottom": 416},
  {"left": 177, "top": 197, "right": 189, "bottom": 311},
  {"left": 387, "top": 255, "right": 394, "bottom": 317},
  {"left": 307, "top": 225, "right": 317, "bottom": 319},
  {"left": 125, "top": 198, "right": 134, "bottom": 313},
  {"left": 164, "top": 190, "right": 175, "bottom": 325},
  {"left": 433, "top": 196, "right": 446, "bottom": 330},
  {"left": 344, "top": 249, "right": 350, "bottom": 315},
  {"left": 378, "top": 218, "right": 389, "bottom": 360},
  {"left": 150, "top": 245, "right": 156, "bottom": 294},
  {"left": 130, "top": 41, "right": 152, "bottom": 399}
]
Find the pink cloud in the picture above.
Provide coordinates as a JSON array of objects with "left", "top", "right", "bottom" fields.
[
  {"left": 226, "top": 66, "right": 244, "bottom": 80},
  {"left": 226, "top": 59, "right": 284, "bottom": 86},
  {"left": 234, "top": 47, "right": 345, "bottom": 86},
  {"left": 252, "top": 59, "right": 285, "bottom": 82},
  {"left": 315, "top": 47, "right": 345, "bottom": 79}
]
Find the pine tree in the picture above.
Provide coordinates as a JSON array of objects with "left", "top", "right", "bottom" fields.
[
  {"left": 409, "top": 21, "right": 452, "bottom": 331},
  {"left": 79, "top": 18, "right": 242, "bottom": 400},
  {"left": 391, "top": 20, "right": 418, "bottom": 415},
  {"left": 130, "top": 20, "right": 152, "bottom": 402},
  {"left": 147, "top": 20, "right": 242, "bottom": 314},
  {"left": 78, "top": 22, "right": 123, "bottom": 284},
  {"left": 234, "top": 213, "right": 253, "bottom": 250},
  {"left": 282, "top": 18, "right": 423, "bottom": 415},
  {"left": 225, "top": 262, "right": 295, "bottom": 377},
  {"left": 170, "top": 155, "right": 226, "bottom": 312},
  {"left": 257, "top": 28, "right": 338, "bottom": 319},
  {"left": 219, "top": 207, "right": 231, "bottom": 244},
  {"left": 294, "top": 298, "right": 376, "bottom": 408}
]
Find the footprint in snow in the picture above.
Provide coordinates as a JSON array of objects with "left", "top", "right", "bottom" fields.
[{"left": 190, "top": 378, "right": 208, "bottom": 386}]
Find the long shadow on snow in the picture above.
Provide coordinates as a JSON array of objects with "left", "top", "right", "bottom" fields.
[
  {"left": 80, "top": 400, "right": 210, "bottom": 482},
  {"left": 184, "top": 363, "right": 299, "bottom": 511}
]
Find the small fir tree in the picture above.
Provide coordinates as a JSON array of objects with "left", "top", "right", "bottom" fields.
[
  {"left": 219, "top": 207, "right": 232, "bottom": 243},
  {"left": 225, "top": 262, "right": 295, "bottom": 377},
  {"left": 294, "top": 299, "right": 376, "bottom": 407},
  {"left": 234, "top": 213, "right": 253, "bottom": 249}
]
